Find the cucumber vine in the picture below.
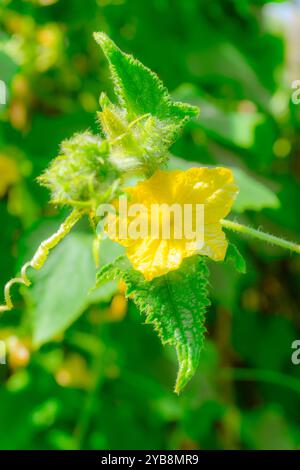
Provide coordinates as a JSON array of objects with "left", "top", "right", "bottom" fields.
[{"left": 1, "top": 33, "right": 300, "bottom": 392}]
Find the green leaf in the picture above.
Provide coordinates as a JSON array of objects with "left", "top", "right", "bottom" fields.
[
  {"left": 94, "top": 32, "right": 198, "bottom": 124},
  {"left": 169, "top": 155, "right": 280, "bottom": 213},
  {"left": 232, "top": 167, "right": 280, "bottom": 213},
  {"left": 0, "top": 49, "right": 19, "bottom": 83},
  {"left": 96, "top": 255, "right": 211, "bottom": 393},
  {"left": 27, "top": 233, "right": 125, "bottom": 345},
  {"left": 173, "top": 84, "right": 271, "bottom": 150},
  {"left": 225, "top": 242, "right": 247, "bottom": 273},
  {"left": 242, "top": 406, "right": 300, "bottom": 451},
  {"left": 94, "top": 33, "right": 198, "bottom": 173},
  {"left": 29, "top": 232, "right": 96, "bottom": 346}
]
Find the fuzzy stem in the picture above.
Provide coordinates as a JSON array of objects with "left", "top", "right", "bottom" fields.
[
  {"left": 221, "top": 219, "right": 300, "bottom": 255},
  {"left": 0, "top": 209, "right": 83, "bottom": 314}
]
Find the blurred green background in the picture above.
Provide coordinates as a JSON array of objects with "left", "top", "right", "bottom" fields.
[{"left": 1, "top": 0, "right": 300, "bottom": 450}]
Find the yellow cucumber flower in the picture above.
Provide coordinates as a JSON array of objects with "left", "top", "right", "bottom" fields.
[{"left": 106, "top": 168, "right": 238, "bottom": 280}]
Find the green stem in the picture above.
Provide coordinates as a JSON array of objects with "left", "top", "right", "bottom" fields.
[{"left": 221, "top": 219, "right": 300, "bottom": 255}]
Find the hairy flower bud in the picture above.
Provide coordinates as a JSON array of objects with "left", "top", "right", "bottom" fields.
[{"left": 39, "top": 131, "right": 119, "bottom": 208}]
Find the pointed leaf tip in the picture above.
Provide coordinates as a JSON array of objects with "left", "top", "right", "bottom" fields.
[
  {"left": 93, "top": 32, "right": 117, "bottom": 56},
  {"left": 94, "top": 31, "right": 199, "bottom": 173},
  {"left": 96, "top": 255, "right": 210, "bottom": 393},
  {"left": 94, "top": 31, "right": 199, "bottom": 123}
]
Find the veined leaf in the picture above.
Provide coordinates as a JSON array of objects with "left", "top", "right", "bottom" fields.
[
  {"left": 96, "top": 255, "right": 211, "bottom": 393},
  {"left": 94, "top": 33, "right": 198, "bottom": 173}
]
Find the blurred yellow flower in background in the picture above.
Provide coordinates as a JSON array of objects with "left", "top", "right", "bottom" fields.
[
  {"left": 108, "top": 168, "right": 238, "bottom": 280},
  {"left": 0, "top": 155, "right": 20, "bottom": 198}
]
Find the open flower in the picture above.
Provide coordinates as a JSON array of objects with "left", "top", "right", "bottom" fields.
[{"left": 106, "top": 168, "right": 238, "bottom": 280}]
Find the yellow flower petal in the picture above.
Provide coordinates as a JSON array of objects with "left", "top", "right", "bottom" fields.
[
  {"left": 126, "top": 239, "right": 185, "bottom": 281},
  {"left": 106, "top": 168, "right": 238, "bottom": 280}
]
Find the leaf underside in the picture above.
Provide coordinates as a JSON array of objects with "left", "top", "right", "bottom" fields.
[{"left": 97, "top": 255, "right": 211, "bottom": 393}]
